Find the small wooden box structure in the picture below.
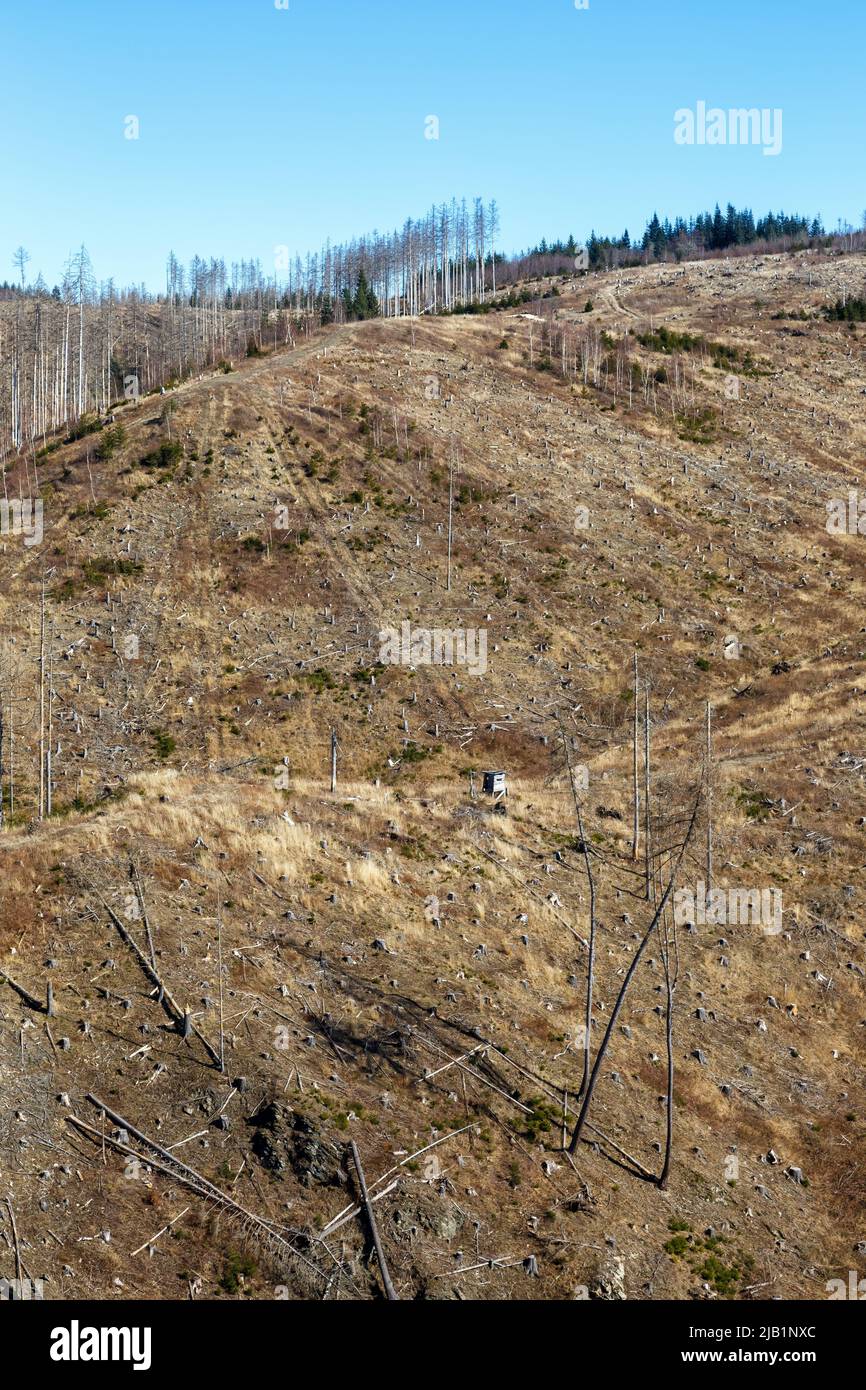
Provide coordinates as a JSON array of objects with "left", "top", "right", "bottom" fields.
[{"left": 482, "top": 770, "right": 507, "bottom": 798}]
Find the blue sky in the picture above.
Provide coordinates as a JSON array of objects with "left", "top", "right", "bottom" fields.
[{"left": 1, "top": 0, "right": 863, "bottom": 290}]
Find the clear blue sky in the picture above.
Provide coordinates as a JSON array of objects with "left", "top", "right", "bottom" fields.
[{"left": 1, "top": 0, "right": 863, "bottom": 291}]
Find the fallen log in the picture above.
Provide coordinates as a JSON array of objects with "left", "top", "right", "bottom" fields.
[
  {"left": 75, "top": 873, "right": 221, "bottom": 1069},
  {"left": 68, "top": 1100, "right": 343, "bottom": 1292},
  {"left": 0, "top": 969, "right": 46, "bottom": 1013},
  {"left": 350, "top": 1141, "right": 399, "bottom": 1301}
]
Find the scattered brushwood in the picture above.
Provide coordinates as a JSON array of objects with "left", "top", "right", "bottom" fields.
[
  {"left": 73, "top": 870, "right": 223, "bottom": 1069},
  {"left": 67, "top": 1094, "right": 354, "bottom": 1298}
]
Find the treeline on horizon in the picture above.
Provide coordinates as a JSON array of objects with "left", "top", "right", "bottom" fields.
[
  {"left": 1, "top": 195, "right": 863, "bottom": 459},
  {"left": 0, "top": 201, "right": 856, "bottom": 308},
  {"left": 524, "top": 204, "right": 832, "bottom": 269}
]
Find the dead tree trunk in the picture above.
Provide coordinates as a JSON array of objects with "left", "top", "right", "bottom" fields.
[
  {"left": 45, "top": 650, "right": 53, "bottom": 817},
  {"left": 350, "top": 1140, "right": 399, "bottom": 1300},
  {"left": 446, "top": 447, "right": 455, "bottom": 592},
  {"left": 705, "top": 700, "right": 713, "bottom": 904},
  {"left": 657, "top": 894, "right": 679, "bottom": 1190},
  {"left": 631, "top": 651, "right": 640, "bottom": 861},
  {"left": 130, "top": 862, "right": 157, "bottom": 971},
  {"left": 38, "top": 577, "right": 45, "bottom": 820},
  {"left": 568, "top": 783, "right": 702, "bottom": 1156},
  {"left": 217, "top": 906, "right": 226, "bottom": 1074},
  {"left": 560, "top": 718, "right": 596, "bottom": 1101},
  {"left": 77, "top": 873, "right": 222, "bottom": 1069},
  {"left": 644, "top": 684, "right": 652, "bottom": 901}
]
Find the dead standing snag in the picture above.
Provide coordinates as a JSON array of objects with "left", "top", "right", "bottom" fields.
[{"left": 568, "top": 780, "right": 703, "bottom": 1156}]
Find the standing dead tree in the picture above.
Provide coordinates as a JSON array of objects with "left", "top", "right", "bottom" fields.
[
  {"left": 38, "top": 575, "right": 45, "bottom": 820},
  {"left": 631, "top": 651, "right": 640, "bottom": 862},
  {"left": 644, "top": 682, "right": 652, "bottom": 902},
  {"left": 568, "top": 779, "right": 703, "bottom": 1156},
  {"left": 217, "top": 901, "right": 226, "bottom": 1074},
  {"left": 705, "top": 700, "right": 713, "bottom": 903},
  {"left": 657, "top": 884, "right": 680, "bottom": 1190},
  {"left": 446, "top": 443, "right": 457, "bottom": 592},
  {"left": 559, "top": 715, "right": 596, "bottom": 1102}
]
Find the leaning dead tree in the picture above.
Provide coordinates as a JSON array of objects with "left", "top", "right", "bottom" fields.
[
  {"left": 559, "top": 715, "right": 597, "bottom": 1102},
  {"left": 656, "top": 884, "right": 680, "bottom": 1191},
  {"left": 74, "top": 870, "right": 223, "bottom": 1070},
  {"left": 568, "top": 777, "right": 704, "bottom": 1157}
]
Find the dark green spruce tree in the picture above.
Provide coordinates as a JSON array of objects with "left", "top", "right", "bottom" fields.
[{"left": 353, "top": 268, "right": 379, "bottom": 320}]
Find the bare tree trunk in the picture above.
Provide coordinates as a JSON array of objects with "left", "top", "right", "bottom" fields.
[
  {"left": 38, "top": 576, "right": 45, "bottom": 820},
  {"left": 446, "top": 447, "right": 454, "bottom": 592},
  {"left": 560, "top": 719, "right": 596, "bottom": 1100},
  {"left": 46, "top": 650, "right": 53, "bottom": 817},
  {"left": 631, "top": 651, "right": 640, "bottom": 860},
  {"left": 217, "top": 905, "right": 226, "bottom": 1074},
  {"left": 705, "top": 701, "right": 713, "bottom": 904},
  {"left": 644, "top": 685, "right": 652, "bottom": 901},
  {"left": 350, "top": 1140, "right": 399, "bottom": 1300},
  {"left": 658, "top": 896, "right": 679, "bottom": 1190},
  {"left": 131, "top": 862, "right": 157, "bottom": 971},
  {"left": 568, "top": 785, "right": 702, "bottom": 1155},
  {"left": 8, "top": 669, "right": 14, "bottom": 819}
]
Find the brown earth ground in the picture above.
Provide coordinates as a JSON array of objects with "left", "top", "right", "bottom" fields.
[{"left": 1, "top": 248, "right": 865, "bottom": 1301}]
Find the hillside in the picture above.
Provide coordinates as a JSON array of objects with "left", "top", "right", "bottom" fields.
[{"left": 1, "top": 247, "right": 865, "bottom": 1303}]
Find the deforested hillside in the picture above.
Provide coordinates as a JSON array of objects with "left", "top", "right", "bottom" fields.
[{"left": 1, "top": 249, "right": 865, "bottom": 1302}]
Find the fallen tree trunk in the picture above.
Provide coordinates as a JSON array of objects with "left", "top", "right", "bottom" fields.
[
  {"left": 75, "top": 872, "right": 222, "bottom": 1069},
  {"left": 350, "top": 1140, "right": 399, "bottom": 1301}
]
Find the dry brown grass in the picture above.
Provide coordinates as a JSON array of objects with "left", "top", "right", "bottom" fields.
[{"left": 1, "top": 251, "right": 865, "bottom": 1300}]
